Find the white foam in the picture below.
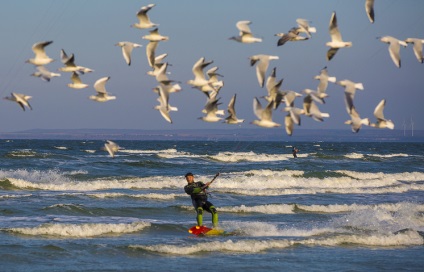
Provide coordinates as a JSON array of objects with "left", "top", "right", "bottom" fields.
[
  {"left": 369, "top": 153, "right": 410, "bottom": 158},
  {"left": 219, "top": 204, "right": 296, "bottom": 214},
  {"left": 7, "top": 149, "right": 37, "bottom": 157},
  {"left": 88, "top": 192, "right": 186, "bottom": 200},
  {"left": 3, "top": 169, "right": 424, "bottom": 196},
  {"left": 9, "top": 221, "right": 150, "bottom": 237},
  {"left": 0, "top": 194, "right": 32, "bottom": 199},
  {"left": 131, "top": 230, "right": 423, "bottom": 254},
  {"left": 344, "top": 152, "right": 364, "bottom": 159},
  {"left": 210, "top": 151, "right": 290, "bottom": 162},
  {"left": 84, "top": 150, "right": 96, "bottom": 153},
  {"left": 54, "top": 146, "right": 68, "bottom": 150},
  {"left": 217, "top": 202, "right": 424, "bottom": 215}
]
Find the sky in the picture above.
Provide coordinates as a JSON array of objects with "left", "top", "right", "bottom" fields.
[{"left": 0, "top": 0, "right": 423, "bottom": 135}]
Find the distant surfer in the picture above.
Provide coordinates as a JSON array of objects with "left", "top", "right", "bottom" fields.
[
  {"left": 184, "top": 172, "right": 220, "bottom": 228},
  {"left": 292, "top": 147, "right": 299, "bottom": 158}
]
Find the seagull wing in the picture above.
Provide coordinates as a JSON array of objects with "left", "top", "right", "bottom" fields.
[{"left": 94, "top": 77, "right": 110, "bottom": 94}]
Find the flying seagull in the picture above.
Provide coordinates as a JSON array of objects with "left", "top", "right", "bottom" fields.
[
  {"left": 405, "top": 38, "right": 424, "bottom": 63},
  {"left": 326, "top": 12, "right": 352, "bottom": 61},
  {"left": 249, "top": 54, "right": 279, "bottom": 88},
  {"left": 378, "top": 36, "right": 407, "bottom": 68},
  {"left": 131, "top": 4, "right": 158, "bottom": 29},
  {"left": 224, "top": 94, "right": 244, "bottom": 124},
  {"left": 26, "top": 41, "right": 54, "bottom": 66},
  {"left": 370, "top": 99, "right": 394, "bottom": 129},
  {"left": 229, "top": 20, "right": 262, "bottom": 43},
  {"left": 4, "top": 93, "right": 33, "bottom": 111},
  {"left": 115, "top": 41, "right": 142, "bottom": 66},
  {"left": 89, "top": 77, "right": 116, "bottom": 102}
]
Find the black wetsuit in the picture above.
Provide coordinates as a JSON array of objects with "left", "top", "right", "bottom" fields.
[{"left": 184, "top": 181, "right": 218, "bottom": 227}]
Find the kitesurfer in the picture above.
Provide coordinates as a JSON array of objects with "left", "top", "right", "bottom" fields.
[{"left": 184, "top": 172, "right": 219, "bottom": 228}]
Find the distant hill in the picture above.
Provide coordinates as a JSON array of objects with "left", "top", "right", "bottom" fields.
[{"left": 0, "top": 128, "right": 422, "bottom": 142}]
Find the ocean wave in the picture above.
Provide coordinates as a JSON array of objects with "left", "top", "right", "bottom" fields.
[
  {"left": 344, "top": 153, "right": 411, "bottom": 159},
  {"left": 5, "top": 149, "right": 38, "bottom": 158},
  {"left": 8, "top": 222, "right": 150, "bottom": 237},
  {"left": 121, "top": 148, "right": 179, "bottom": 155},
  {"left": 54, "top": 146, "right": 68, "bottom": 150},
  {"left": 368, "top": 153, "right": 410, "bottom": 158},
  {"left": 344, "top": 153, "right": 364, "bottom": 159},
  {"left": 130, "top": 230, "right": 423, "bottom": 254},
  {"left": 209, "top": 151, "right": 290, "bottom": 162},
  {"left": 87, "top": 192, "right": 186, "bottom": 200},
  {"left": 3, "top": 169, "right": 424, "bottom": 194},
  {"left": 0, "top": 194, "right": 32, "bottom": 199},
  {"left": 183, "top": 202, "right": 424, "bottom": 215}
]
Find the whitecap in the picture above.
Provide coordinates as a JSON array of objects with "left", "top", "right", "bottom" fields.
[{"left": 9, "top": 221, "right": 151, "bottom": 237}]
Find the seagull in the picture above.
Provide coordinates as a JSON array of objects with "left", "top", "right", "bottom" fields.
[
  {"left": 303, "top": 95, "right": 330, "bottom": 122},
  {"left": 199, "top": 95, "right": 225, "bottom": 123},
  {"left": 31, "top": 66, "right": 60, "bottom": 82},
  {"left": 336, "top": 79, "right": 364, "bottom": 100},
  {"left": 205, "top": 67, "right": 224, "bottom": 91},
  {"left": 370, "top": 99, "right": 394, "bottom": 129},
  {"left": 224, "top": 94, "right": 244, "bottom": 124},
  {"left": 195, "top": 66, "right": 224, "bottom": 96},
  {"left": 132, "top": 4, "right": 158, "bottom": 29},
  {"left": 378, "top": 36, "right": 408, "bottom": 68},
  {"left": 296, "top": 18, "right": 316, "bottom": 38},
  {"left": 59, "top": 49, "right": 94, "bottom": 74},
  {"left": 283, "top": 90, "right": 302, "bottom": 107},
  {"left": 405, "top": 38, "right": 424, "bottom": 63},
  {"left": 104, "top": 140, "right": 121, "bottom": 158},
  {"left": 249, "top": 54, "right": 279, "bottom": 87},
  {"left": 251, "top": 97, "right": 281, "bottom": 128},
  {"left": 229, "top": 20, "right": 262, "bottom": 43},
  {"left": 4, "top": 93, "right": 32, "bottom": 111},
  {"left": 187, "top": 57, "right": 219, "bottom": 91},
  {"left": 326, "top": 12, "right": 352, "bottom": 61},
  {"left": 115, "top": 41, "right": 142, "bottom": 66},
  {"left": 67, "top": 72, "right": 89, "bottom": 89},
  {"left": 344, "top": 92, "right": 370, "bottom": 133},
  {"left": 275, "top": 27, "right": 308, "bottom": 46},
  {"left": 153, "top": 63, "right": 182, "bottom": 93},
  {"left": 146, "top": 41, "right": 159, "bottom": 68},
  {"left": 26, "top": 41, "right": 54, "bottom": 66},
  {"left": 284, "top": 114, "right": 295, "bottom": 136},
  {"left": 147, "top": 53, "right": 168, "bottom": 77},
  {"left": 142, "top": 28, "right": 169, "bottom": 42},
  {"left": 154, "top": 85, "right": 178, "bottom": 123},
  {"left": 282, "top": 91, "right": 304, "bottom": 127},
  {"left": 365, "top": 0, "right": 375, "bottom": 23},
  {"left": 314, "top": 66, "right": 336, "bottom": 96},
  {"left": 89, "top": 77, "right": 116, "bottom": 102},
  {"left": 302, "top": 88, "right": 326, "bottom": 104},
  {"left": 264, "top": 68, "right": 284, "bottom": 109}
]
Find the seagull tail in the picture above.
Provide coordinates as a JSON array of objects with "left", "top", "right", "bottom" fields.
[
  {"left": 328, "top": 76, "right": 336, "bottom": 83},
  {"left": 355, "top": 83, "right": 364, "bottom": 90}
]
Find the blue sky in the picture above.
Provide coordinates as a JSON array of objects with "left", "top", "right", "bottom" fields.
[{"left": 0, "top": 0, "right": 423, "bottom": 134}]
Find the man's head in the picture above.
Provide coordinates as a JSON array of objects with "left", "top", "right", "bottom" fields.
[{"left": 185, "top": 172, "right": 194, "bottom": 183}]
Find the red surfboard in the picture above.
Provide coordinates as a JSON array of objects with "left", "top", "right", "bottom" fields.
[{"left": 188, "top": 226, "right": 225, "bottom": 236}]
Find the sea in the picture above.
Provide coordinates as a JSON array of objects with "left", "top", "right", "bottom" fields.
[{"left": 0, "top": 138, "right": 423, "bottom": 271}]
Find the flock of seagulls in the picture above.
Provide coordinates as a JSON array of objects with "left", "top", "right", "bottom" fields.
[{"left": 2, "top": 1, "right": 422, "bottom": 156}]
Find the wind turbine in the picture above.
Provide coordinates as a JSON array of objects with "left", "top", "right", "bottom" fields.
[{"left": 410, "top": 116, "right": 414, "bottom": 137}]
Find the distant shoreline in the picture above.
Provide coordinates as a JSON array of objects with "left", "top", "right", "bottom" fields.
[{"left": 0, "top": 128, "right": 422, "bottom": 142}]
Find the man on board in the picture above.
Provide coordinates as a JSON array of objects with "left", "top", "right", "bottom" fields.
[
  {"left": 184, "top": 172, "right": 219, "bottom": 228},
  {"left": 292, "top": 147, "right": 299, "bottom": 158}
]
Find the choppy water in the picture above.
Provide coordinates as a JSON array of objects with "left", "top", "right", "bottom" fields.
[{"left": 0, "top": 139, "right": 423, "bottom": 271}]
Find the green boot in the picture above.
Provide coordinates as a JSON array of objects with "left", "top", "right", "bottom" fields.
[{"left": 196, "top": 207, "right": 203, "bottom": 226}]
